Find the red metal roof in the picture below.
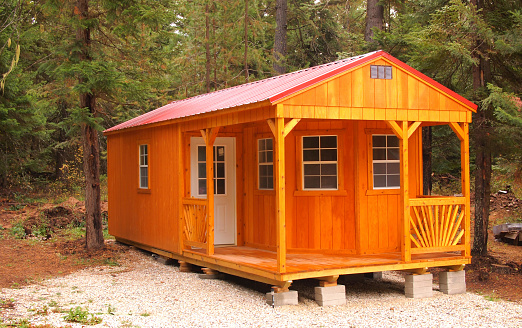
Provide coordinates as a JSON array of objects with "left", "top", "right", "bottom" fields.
[{"left": 105, "top": 51, "right": 477, "bottom": 133}]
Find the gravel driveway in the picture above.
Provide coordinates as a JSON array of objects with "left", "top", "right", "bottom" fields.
[{"left": 1, "top": 246, "right": 521, "bottom": 328}]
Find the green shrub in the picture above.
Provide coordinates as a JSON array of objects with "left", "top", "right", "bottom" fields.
[
  {"left": 10, "top": 222, "right": 26, "bottom": 239},
  {"left": 63, "top": 306, "right": 102, "bottom": 325}
]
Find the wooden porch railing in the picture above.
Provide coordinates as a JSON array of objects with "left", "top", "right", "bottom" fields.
[
  {"left": 409, "top": 197, "right": 467, "bottom": 254},
  {"left": 182, "top": 197, "right": 208, "bottom": 250}
]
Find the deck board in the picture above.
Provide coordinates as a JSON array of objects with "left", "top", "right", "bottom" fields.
[{"left": 185, "top": 246, "right": 464, "bottom": 275}]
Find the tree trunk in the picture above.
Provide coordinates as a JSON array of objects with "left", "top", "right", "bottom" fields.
[
  {"left": 273, "top": 0, "right": 287, "bottom": 74},
  {"left": 471, "top": 0, "right": 492, "bottom": 257},
  {"left": 244, "top": 0, "right": 249, "bottom": 82},
  {"left": 365, "top": 0, "right": 384, "bottom": 43},
  {"left": 76, "top": 0, "right": 104, "bottom": 250},
  {"left": 205, "top": 2, "right": 211, "bottom": 93},
  {"left": 422, "top": 126, "right": 432, "bottom": 195}
]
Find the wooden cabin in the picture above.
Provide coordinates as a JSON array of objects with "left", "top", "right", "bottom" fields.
[{"left": 104, "top": 51, "right": 476, "bottom": 295}]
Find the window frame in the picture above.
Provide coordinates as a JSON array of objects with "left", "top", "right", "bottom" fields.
[
  {"left": 292, "top": 130, "right": 346, "bottom": 196},
  {"left": 196, "top": 144, "right": 227, "bottom": 196},
  {"left": 257, "top": 137, "right": 274, "bottom": 190},
  {"left": 370, "top": 65, "right": 393, "bottom": 80},
  {"left": 138, "top": 143, "right": 149, "bottom": 190},
  {"left": 371, "top": 134, "right": 400, "bottom": 190}
]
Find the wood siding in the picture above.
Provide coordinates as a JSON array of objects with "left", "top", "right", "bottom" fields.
[
  {"left": 279, "top": 59, "right": 472, "bottom": 123},
  {"left": 107, "top": 125, "right": 181, "bottom": 253}
]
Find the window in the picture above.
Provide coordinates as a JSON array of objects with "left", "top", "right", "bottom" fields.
[
  {"left": 258, "top": 138, "right": 274, "bottom": 190},
  {"left": 197, "top": 145, "right": 226, "bottom": 195},
  {"left": 372, "top": 135, "right": 400, "bottom": 189},
  {"left": 370, "top": 65, "right": 392, "bottom": 79},
  {"left": 139, "top": 144, "right": 149, "bottom": 189},
  {"left": 302, "top": 135, "right": 338, "bottom": 190}
]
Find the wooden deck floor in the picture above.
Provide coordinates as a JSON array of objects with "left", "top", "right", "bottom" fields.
[{"left": 184, "top": 246, "right": 467, "bottom": 279}]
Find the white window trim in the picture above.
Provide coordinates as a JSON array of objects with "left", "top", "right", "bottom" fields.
[
  {"left": 372, "top": 134, "right": 400, "bottom": 190},
  {"left": 139, "top": 144, "right": 149, "bottom": 189},
  {"left": 302, "top": 135, "right": 338, "bottom": 190},
  {"left": 257, "top": 138, "right": 274, "bottom": 190}
]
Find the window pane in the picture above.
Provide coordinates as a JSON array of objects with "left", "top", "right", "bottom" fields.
[
  {"left": 259, "top": 176, "right": 267, "bottom": 189},
  {"left": 267, "top": 177, "right": 273, "bottom": 189},
  {"left": 198, "top": 146, "right": 206, "bottom": 161},
  {"left": 266, "top": 138, "right": 273, "bottom": 150},
  {"left": 320, "top": 136, "right": 337, "bottom": 148},
  {"left": 387, "top": 148, "right": 400, "bottom": 160},
  {"left": 198, "top": 163, "right": 206, "bottom": 179},
  {"left": 216, "top": 179, "right": 225, "bottom": 194},
  {"left": 259, "top": 151, "right": 266, "bottom": 163},
  {"left": 321, "top": 149, "right": 337, "bottom": 161},
  {"left": 266, "top": 151, "right": 273, "bottom": 163},
  {"left": 374, "top": 175, "right": 386, "bottom": 188},
  {"left": 321, "top": 164, "right": 337, "bottom": 176},
  {"left": 259, "top": 165, "right": 267, "bottom": 177},
  {"left": 373, "top": 163, "right": 386, "bottom": 175},
  {"left": 216, "top": 163, "right": 225, "bottom": 178},
  {"left": 370, "top": 65, "right": 378, "bottom": 79},
  {"left": 140, "top": 155, "right": 144, "bottom": 166},
  {"left": 387, "top": 175, "right": 400, "bottom": 187},
  {"left": 373, "top": 136, "right": 386, "bottom": 147},
  {"left": 304, "top": 176, "right": 320, "bottom": 189},
  {"left": 198, "top": 179, "right": 207, "bottom": 195},
  {"left": 378, "top": 66, "right": 385, "bottom": 79},
  {"left": 373, "top": 149, "right": 386, "bottom": 160},
  {"left": 387, "top": 135, "right": 399, "bottom": 147},
  {"left": 321, "top": 176, "right": 337, "bottom": 189},
  {"left": 303, "top": 149, "right": 319, "bottom": 161},
  {"left": 388, "top": 163, "right": 400, "bottom": 174},
  {"left": 267, "top": 165, "right": 273, "bottom": 177},
  {"left": 140, "top": 177, "right": 148, "bottom": 189},
  {"left": 385, "top": 66, "right": 393, "bottom": 80},
  {"left": 144, "top": 154, "right": 148, "bottom": 166},
  {"left": 304, "top": 164, "right": 320, "bottom": 175},
  {"left": 258, "top": 139, "right": 265, "bottom": 151},
  {"left": 303, "top": 136, "right": 319, "bottom": 149},
  {"left": 216, "top": 146, "right": 225, "bottom": 162}
]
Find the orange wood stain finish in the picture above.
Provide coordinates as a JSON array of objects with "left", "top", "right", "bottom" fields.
[{"left": 106, "top": 55, "right": 474, "bottom": 281}]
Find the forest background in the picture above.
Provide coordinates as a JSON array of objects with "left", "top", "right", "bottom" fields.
[{"left": 1, "top": 0, "right": 521, "bottom": 254}]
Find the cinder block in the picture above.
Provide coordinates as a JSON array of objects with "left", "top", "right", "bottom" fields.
[
  {"left": 405, "top": 273, "right": 433, "bottom": 283},
  {"left": 317, "top": 298, "right": 346, "bottom": 306},
  {"left": 405, "top": 279, "right": 433, "bottom": 289},
  {"left": 404, "top": 273, "right": 433, "bottom": 299},
  {"left": 314, "top": 285, "right": 346, "bottom": 306},
  {"left": 439, "top": 270, "right": 466, "bottom": 295},
  {"left": 265, "top": 290, "right": 298, "bottom": 307},
  {"left": 315, "top": 285, "right": 346, "bottom": 296},
  {"left": 440, "top": 285, "right": 466, "bottom": 295}
]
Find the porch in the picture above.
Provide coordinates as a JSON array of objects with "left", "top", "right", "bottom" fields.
[{"left": 181, "top": 245, "right": 469, "bottom": 286}]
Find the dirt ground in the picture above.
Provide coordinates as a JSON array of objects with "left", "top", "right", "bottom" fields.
[{"left": 0, "top": 193, "right": 521, "bottom": 303}]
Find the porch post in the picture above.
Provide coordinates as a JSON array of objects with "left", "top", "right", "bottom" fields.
[
  {"left": 399, "top": 121, "right": 411, "bottom": 263},
  {"left": 201, "top": 127, "right": 220, "bottom": 256},
  {"left": 462, "top": 123, "right": 471, "bottom": 257},
  {"left": 460, "top": 123, "right": 471, "bottom": 257},
  {"left": 274, "top": 117, "right": 287, "bottom": 273}
]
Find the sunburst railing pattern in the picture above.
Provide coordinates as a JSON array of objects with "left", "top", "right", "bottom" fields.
[
  {"left": 182, "top": 198, "right": 208, "bottom": 249},
  {"left": 409, "top": 197, "right": 466, "bottom": 254}
]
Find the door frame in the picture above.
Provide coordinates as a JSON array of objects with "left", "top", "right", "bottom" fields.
[{"left": 190, "top": 136, "right": 237, "bottom": 245}]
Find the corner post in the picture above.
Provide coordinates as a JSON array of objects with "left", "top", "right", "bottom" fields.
[
  {"left": 400, "top": 121, "right": 411, "bottom": 262},
  {"left": 274, "top": 116, "right": 287, "bottom": 273},
  {"left": 461, "top": 123, "right": 471, "bottom": 257},
  {"left": 201, "top": 127, "right": 220, "bottom": 256},
  {"left": 178, "top": 126, "right": 185, "bottom": 253}
]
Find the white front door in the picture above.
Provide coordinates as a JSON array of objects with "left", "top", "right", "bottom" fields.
[{"left": 190, "top": 137, "right": 236, "bottom": 245}]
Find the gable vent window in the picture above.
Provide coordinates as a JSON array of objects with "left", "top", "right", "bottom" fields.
[{"left": 370, "top": 65, "right": 392, "bottom": 79}]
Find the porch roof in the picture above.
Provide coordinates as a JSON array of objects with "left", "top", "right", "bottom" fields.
[{"left": 105, "top": 50, "right": 477, "bottom": 133}]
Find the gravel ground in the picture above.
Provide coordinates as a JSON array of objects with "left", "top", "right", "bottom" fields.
[{"left": 1, "top": 247, "right": 521, "bottom": 328}]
